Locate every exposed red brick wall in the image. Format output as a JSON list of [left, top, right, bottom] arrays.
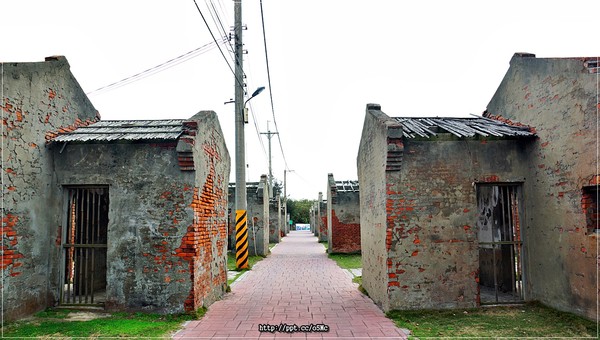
[[1, 213, 24, 277], [330, 210, 361, 254], [319, 215, 327, 240], [175, 156, 227, 312]]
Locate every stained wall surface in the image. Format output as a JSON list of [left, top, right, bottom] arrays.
[[486, 54, 598, 319], [1, 57, 99, 320], [1, 57, 231, 320], [52, 111, 230, 314], [358, 104, 532, 311]]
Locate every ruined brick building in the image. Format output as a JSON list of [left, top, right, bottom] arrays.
[[311, 192, 327, 242], [227, 176, 273, 256], [357, 53, 598, 320], [2, 56, 230, 320], [326, 174, 360, 254]]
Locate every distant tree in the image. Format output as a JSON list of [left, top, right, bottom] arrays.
[[286, 199, 314, 224]]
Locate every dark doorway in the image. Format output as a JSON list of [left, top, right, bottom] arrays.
[[61, 187, 109, 306], [476, 184, 524, 304]]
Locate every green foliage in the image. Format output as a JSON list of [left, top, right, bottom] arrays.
[[328, 253, 362, 269], [387, 302, 597, 338], [286, 198, 314, 224], [2, 310, 194, 339]]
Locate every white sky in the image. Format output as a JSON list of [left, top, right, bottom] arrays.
[[2, 0, 598, 200]]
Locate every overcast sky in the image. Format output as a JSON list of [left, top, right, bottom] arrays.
[[2, 0, 598, 200]]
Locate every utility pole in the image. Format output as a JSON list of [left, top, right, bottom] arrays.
[[234, 0, 248, 269], [260, 121, 278, 197]]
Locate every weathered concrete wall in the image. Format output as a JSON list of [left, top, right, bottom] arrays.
[[246, 176, 270, 256], [227, 181, 272, 253], [357, 104, 394, 311], [1, 56, 99, 321], [310, 201, 319, 236], [52, 111, 229, 314], [326, 174, 361, 254], [358, 104, 531, 311], [486, 54, 598, 320], [393, 137, 529, 310], [316, 192, 328, 243], [54, 143, 194, 313], [268, 197, 281, 243]]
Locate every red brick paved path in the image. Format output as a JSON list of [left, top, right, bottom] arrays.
[[174, 230, 407, 339]]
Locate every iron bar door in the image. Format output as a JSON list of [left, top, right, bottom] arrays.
[[476, 184, 524, 304], [61, 187, 108, 306]]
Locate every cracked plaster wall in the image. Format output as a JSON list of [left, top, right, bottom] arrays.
[[1, 57, 98, 321], [486, 54, 598, 320]]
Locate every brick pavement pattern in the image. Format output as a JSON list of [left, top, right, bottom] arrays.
[[174, 230, 407, 339]]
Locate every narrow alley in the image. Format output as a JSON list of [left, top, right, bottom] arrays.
[[174, 231, 408, 339]]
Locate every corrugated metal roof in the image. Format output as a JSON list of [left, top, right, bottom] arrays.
[[52, 119, 185, 142], [335, 180, 359, 192], [393, 116, 535, 139]]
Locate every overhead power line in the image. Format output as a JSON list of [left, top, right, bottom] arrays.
[[86, 40, 224, 96], [259, 0, 289, 170], [192, 0, 245, 90], [248, 101, 268, 161], [207, 0, 235, 62]]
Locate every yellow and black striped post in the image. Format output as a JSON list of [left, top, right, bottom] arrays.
[[235, 210, 249, 269]]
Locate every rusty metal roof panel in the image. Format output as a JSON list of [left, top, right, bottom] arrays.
[[52, 120, 185, 142], [335, 180, 359, 192], [393, 116, 535, 139]]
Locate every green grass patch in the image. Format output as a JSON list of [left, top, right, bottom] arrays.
[[352, 276, 369, 297], [319, 241, 328, 251], [1, 309, 194, 339], [226, 251, 268, 285], [328, 253, 362, 269], [195, 306, 207, 319], [33, 308, 71, 319], [387, 302, 597, 338], [226, 251, 265, 271]]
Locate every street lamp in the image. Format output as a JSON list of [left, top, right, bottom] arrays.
[[243, 86, 265, 123], [245, 86, 265, 105]]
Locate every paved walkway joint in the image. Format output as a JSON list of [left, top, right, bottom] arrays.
[[174, 230, 407, 339]]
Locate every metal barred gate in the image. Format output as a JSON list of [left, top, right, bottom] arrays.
[[476, 184, 524, 304], [60, 187, 109, 306]]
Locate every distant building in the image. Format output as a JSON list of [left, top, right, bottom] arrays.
[[326, 174, 360, 254], [315, 192, 327, 242], [357, 53, 598, 321], [228, 176, 271, 256]]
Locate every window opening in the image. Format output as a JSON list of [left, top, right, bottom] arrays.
[[582, 186, 599, 235]]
